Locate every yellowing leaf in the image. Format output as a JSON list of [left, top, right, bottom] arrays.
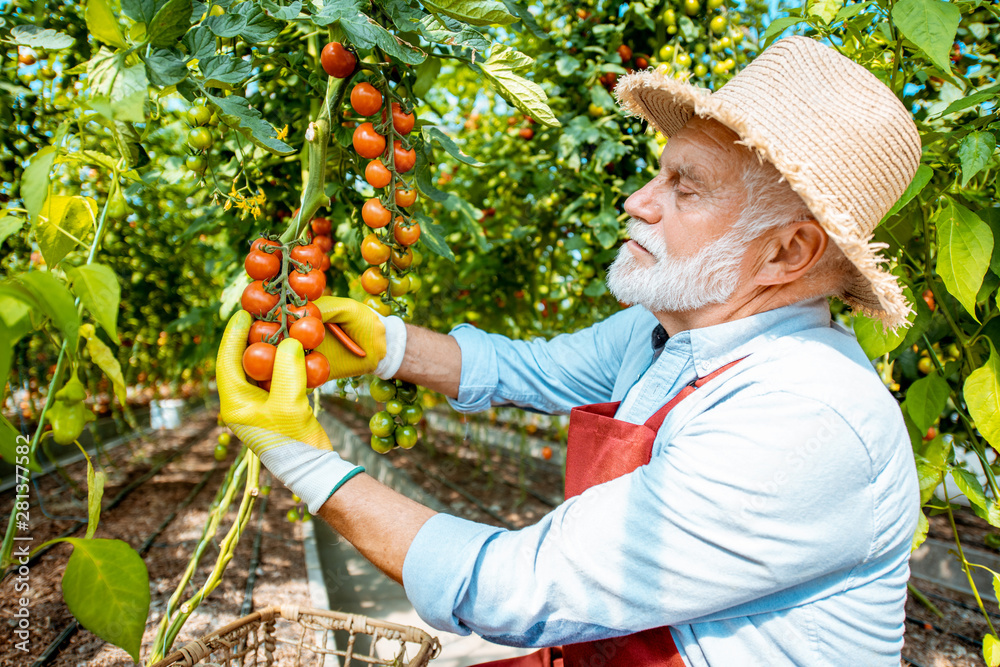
[[36, 195, 98, 267], [86, 0, 127, 48], [985, 633, 1000, 667], [965, 339, 1000, 452], [807, 0, 842, 24], [911, 511, 928, 553], [935, 197, 993, 321], [81, 328, 127, 407]]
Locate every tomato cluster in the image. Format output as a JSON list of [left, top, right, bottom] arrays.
[[185, 102, 220, 175], [240, 236, 331, 390], [367, 378, 422, 452]]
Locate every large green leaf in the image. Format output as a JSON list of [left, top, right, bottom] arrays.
[[148, 0, 192, 46], [934, 83, 1000, 117], [5, 272, 80, 347], [36, 195, 98, 268], [86, 0, 127, 48], [413, 212, 456, 262], [421, 0, 517, 26], [87, 48, 149, 122], [422, 127, 485, 167], [22, 146, 59, 226], [203, 92, 295, 156], [479, 45, 559, 127], [233, 0, 283, 43], [935, 197, 993, 320], [903, 372, 949, 434], [144, 48, 189, 87], [10, 25, 75, 50], [881, 164, 932, 222], [0, 215, 26, 250], [807, 0, 841, 24], [67, 264, 121, 344], [952, 467, 1000, 527], [0, 415, 42, 473], [891, 0, 961, 73], [958, 131, 996, 187], [853, 313, 907, 358], [200, 54, 254, 88], [761, 17, 809, 48], [53, 538, 149, 662], [965, 339, 1000, 451]]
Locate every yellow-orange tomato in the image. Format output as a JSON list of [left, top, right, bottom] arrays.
[[360, 233, 391, 264], [395, 188, 417, 207], [394, 221, 421, 246], [365, 159, 392, 188], [361, 267, 389, 295], [362, 198, 391, 228], [391, 246, 413, 270], [364, 296, 391, 316]]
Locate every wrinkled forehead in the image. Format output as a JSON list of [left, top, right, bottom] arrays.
[[657, 116, 753, 186]]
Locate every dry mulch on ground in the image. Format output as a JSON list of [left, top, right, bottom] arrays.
[[0, 409, 318, 667]]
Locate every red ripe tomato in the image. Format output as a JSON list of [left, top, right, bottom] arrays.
[[635, 55, 649, 69], [288, 269, 326, 301], [286, 301, 322, 322], [391, 247, 413, 270], [617, 44, 632, 62], [391, 102, 415, 135], [244, 249, 281, 280], [361, 233, 391, 264], [395, 188, 417, 207], [259, 379, 272, 391], [243, 342, 277, 381], [289, 316, 326, 350], [394, 221, 421, 246], [351, 82, 383, 117], [251, 238, 282, 262], [313, 234, 333, 253], [519, 127, 534, 140], [362, 198, 391, 228], [311, 217, 332, 235], [319, 254, 331, 271], [321, 42, 356, 78], [241, 281, 280, 317], [290, 243, 326, 270], [366, 159, 392, 188], [304, 351, 330, 389], [353, 122, 386, 159], [393, 140, 416, 173], [541, 446, 553, 460], [361, 267, 389, 295], [248, 320, 282, 345]]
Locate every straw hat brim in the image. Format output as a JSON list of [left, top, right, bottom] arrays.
[[615, 71, 913, 330]]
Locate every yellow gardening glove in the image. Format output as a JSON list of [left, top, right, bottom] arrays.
[[217, 310, 364, 512], [314, 296, 405, 380]]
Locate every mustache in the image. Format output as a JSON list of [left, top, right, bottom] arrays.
[[623, 218, 666, 260]]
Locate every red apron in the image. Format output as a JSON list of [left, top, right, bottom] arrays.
[[475, 359, 744, 667]]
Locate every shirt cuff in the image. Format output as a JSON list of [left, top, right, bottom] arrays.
[[402, 513, 505, 635], [374, 314, 406, 379], [445, 324, 500, 413]]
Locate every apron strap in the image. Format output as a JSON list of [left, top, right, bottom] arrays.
[[643, 357, 747, 432]]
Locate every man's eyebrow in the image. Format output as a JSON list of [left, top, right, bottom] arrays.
[[659, 160, 709, 186]]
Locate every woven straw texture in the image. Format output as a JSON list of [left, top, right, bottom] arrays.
[[615, 36, 922, 329]]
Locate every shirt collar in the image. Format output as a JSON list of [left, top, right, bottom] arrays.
[[654, 298, 833, 377]]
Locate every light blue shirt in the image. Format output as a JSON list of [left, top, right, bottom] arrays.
[[401, 298, 919, 666]]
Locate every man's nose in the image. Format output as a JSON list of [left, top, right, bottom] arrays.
[[624, 181, 659, 225]]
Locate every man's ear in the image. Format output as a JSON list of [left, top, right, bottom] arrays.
[[754, 220, 828, 286]]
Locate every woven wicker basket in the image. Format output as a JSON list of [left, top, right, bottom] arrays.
[[149, 605, 441, 667]]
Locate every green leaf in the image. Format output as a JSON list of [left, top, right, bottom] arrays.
[[421, 0, 517, 26], [0, 415, 42, 473], [148, 0, 192, 45], [853, 312, 907, 358], [762, 17, 808, 48], [891, 0, 961, 73], [87, 0, 128, 48], [958, 131, 996, 188], [986, 633, 1000, 667], [36, 195, 98, 268], [422, 127, 485, 167], [500, 0, 546, 38], [204, 11, 247, 37], [67, 264, 121, 344], [0, 295, 32, 386], [834, 0, 872, 22], [911, 511, 928, 552], [81, 328, 127, 407], [5, 272, 80, 347], [182, 25, 215, 59], [10, 25, 75, 50], [584, 280, 607, 297], [807, 0, 841, 24], [22, 146, 59, 226], [882, 164, 932, 222], [965, 339, 1000, 452], [314, 2, 425, 64], [555, 54, 580, 76], [203, 92, 295, 156], [200, 54, 253, 88], [84, 459, 106, 540], [443, 196, 491, 252], [412, 212, 455, 262], [677, 16, 698, 41], [479, 45, 559, 128], [935, 197, 993, 320], [87, 48, 149, 122], [233, 0, 283, 43], [144, 48, 189, 87], [54, 538, 149, 662], [951, 467, 1000, 527], [412, 57, 441, 98], [994, 575, 1000, 607], [260, 0, 301, 19], [415, 152, 449, 203], [903, 372, 950, 434], [0, 215, 26, 249], [220, 272, 251, 319], [934, 83, 1000, 117]]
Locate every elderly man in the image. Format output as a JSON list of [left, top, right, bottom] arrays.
[[218, 37, 921, 666]]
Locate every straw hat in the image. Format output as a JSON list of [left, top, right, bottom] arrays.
[[614, 36, 921, 329]]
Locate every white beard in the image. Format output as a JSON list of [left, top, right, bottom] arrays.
[[606, 219, 749, 313]]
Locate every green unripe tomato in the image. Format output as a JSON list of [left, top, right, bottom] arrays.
[[694, 63, 708, 77], [684, 0, 700, 15], [218, 432, 231, 446], [187, 127, 213, 151], [401, 404, 423, 425], [371, 433, 395, 453], [286, 508, 300, 522], [389, 274, 410, 297], [214, 444, 228, 461], [209, 4, 225, 16], [395, 425, 418, 449], [693, 43, 706, 55], [369, 410, 396, 437], [385, 399, 404, 416], [407, 274, 422, 293], [186, 155, 207, 173], [396, 381, 418, 402], [720, 36, 731, 48], [370, 378, 396, 402], [667, 25, 677, 35], [660, 8, 676, 24], [188, 104, 212, 126], [676, 53, 692, 68], [107, 191, 128, 219], [708, 0, 724, 8], [710, 15, 727, 34], [658, 44, 674, 61], [260, 485, 272, 496]]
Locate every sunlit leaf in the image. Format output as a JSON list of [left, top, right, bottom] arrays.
[[86, 0, 127, 48], [67, 264, 121, 344], [903, 372, 949, 434], [935, 196, 993, 320], [36, 196, 98, 268], [965, 339, 1000, 452], [911, 511, 928, 552], [81, 327, 128, 407], [958, 131, 997, 187], [891, 0, 961, 73], [479, 45, 559, 127]]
